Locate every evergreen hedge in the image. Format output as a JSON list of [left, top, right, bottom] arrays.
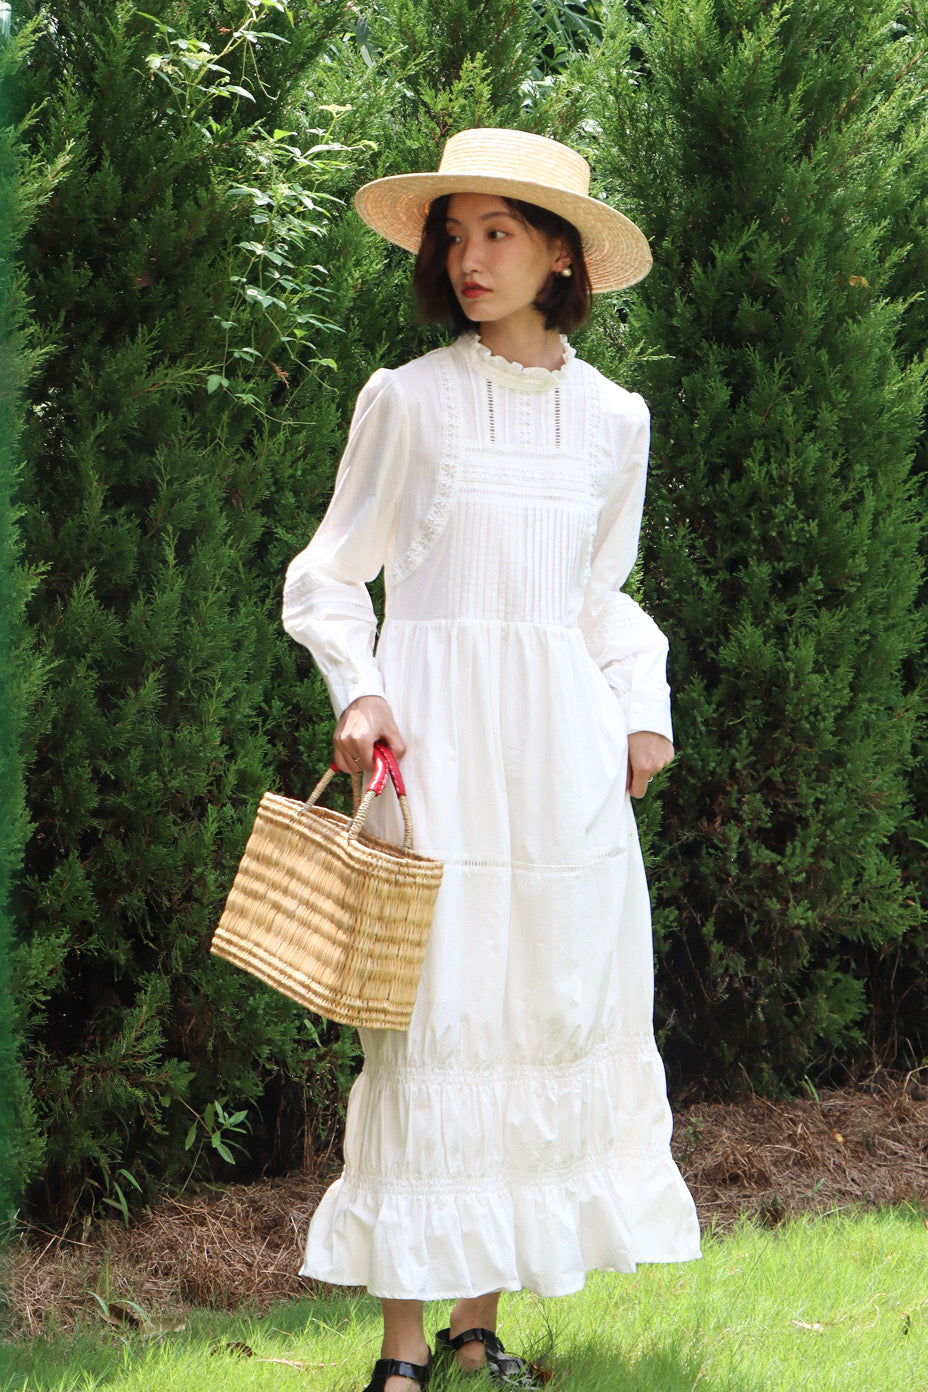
[[877, 5, 928, 1067], [11, 0, 364, 1218], [6, 0, 928, 1220], [0, 18, 29, 1225], [593, 0, 927, 1093]]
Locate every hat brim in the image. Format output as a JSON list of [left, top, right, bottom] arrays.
[[354, 172, 651, 293]]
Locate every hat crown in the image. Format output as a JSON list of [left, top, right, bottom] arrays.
[[437, 128, 591, 200]]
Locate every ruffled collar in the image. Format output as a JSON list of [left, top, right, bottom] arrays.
[[455, 331, 576, 391]]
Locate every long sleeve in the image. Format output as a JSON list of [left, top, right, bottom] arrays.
[[282, 370, 409, 716], [578, 394, 673, 743]]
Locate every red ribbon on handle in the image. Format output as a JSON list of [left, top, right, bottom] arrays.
[[372, 739, 406, 797], [330, 739, 406, 798]]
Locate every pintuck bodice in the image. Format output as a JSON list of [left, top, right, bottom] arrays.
[[390, 338, 599, 628]]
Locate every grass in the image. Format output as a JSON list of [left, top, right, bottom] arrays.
[[2, 1207, 927, 1391]]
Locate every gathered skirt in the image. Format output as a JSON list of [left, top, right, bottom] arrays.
[[301, 618, 701, 1299]]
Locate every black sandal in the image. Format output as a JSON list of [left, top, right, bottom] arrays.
[[362, 1351, 433, 1392], [435, 1328, 548, 1387]]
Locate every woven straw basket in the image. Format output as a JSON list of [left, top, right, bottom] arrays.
[[211, 743, 443, 1030]]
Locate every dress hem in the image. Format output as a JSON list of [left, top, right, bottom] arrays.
[[299, 1247, 703, 1302]]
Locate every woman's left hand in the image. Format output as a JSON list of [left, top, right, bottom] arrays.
[[627, 731, 674, 798]]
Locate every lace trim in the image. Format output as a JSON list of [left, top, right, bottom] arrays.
[[582, 369, 607, 493], [343, 1141, 670, 1197], [457, 482, 593, 508], [582, 606, 669, 668], [282, 567, 317, 608], [363, 1035, 659, 1090], [458, 438, 588, 479], [390, 351, 462, 585], [456, 332, 576, 390], [382, 617, 580, 629], [581, 605, 640, 652], [517, 387, 536, 452], [436, 847, 628, 873]]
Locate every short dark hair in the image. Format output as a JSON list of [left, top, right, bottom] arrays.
[[412, 194, 592, 334]]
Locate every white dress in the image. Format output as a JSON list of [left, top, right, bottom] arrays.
[[283, 332, 701, 1300]]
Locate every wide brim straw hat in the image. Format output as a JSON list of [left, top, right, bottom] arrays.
[[354, 128, 651, 294]]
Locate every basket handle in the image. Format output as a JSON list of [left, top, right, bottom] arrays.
[[348, 742, 414, 850], [303, 741, 415, 852]]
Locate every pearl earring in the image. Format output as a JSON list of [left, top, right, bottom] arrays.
[[559, 265, 573, 278]]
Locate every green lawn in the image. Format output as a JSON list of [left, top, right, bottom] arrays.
[[2, 1209, 927, 1391]]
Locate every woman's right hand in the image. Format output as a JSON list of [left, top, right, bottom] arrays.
[[332, 695, 406, 774]]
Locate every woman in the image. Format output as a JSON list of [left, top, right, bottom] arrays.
[[283, 129, 701, 1392]]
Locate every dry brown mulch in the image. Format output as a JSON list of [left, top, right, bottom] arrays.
[[2, 1175, 330, 1337], [675, 1076, 928, 1228], [4, 1076, 927, 1336]]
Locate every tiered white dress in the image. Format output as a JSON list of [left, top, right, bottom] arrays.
[[283, 332, 700, 1300]]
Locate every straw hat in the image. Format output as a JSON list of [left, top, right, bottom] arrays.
[[354, 128, 652, 293]]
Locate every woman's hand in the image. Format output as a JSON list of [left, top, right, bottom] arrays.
[[333, 695, 407, 774], [627, 731, 674, 798]]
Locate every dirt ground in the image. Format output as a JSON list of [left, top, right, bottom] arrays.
[[4, 1074, 927, 1336]]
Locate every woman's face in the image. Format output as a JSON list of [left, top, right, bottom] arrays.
[[444, 192, 566, 328]]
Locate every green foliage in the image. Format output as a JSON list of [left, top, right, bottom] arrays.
[[6, 0, 603, 1222], [593, 0, 928, 1092], [184, 1098, 251, 1170], [0, 19, 26, 1228], [874, 4, 928, 1065], [11, 0, 360, 1220], [367, 0, 538, 117], [0, 17, 69, 1221], [8, 0, 928, 1227], [143, 5, 351, 396], [529, 0, 604, 79]]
